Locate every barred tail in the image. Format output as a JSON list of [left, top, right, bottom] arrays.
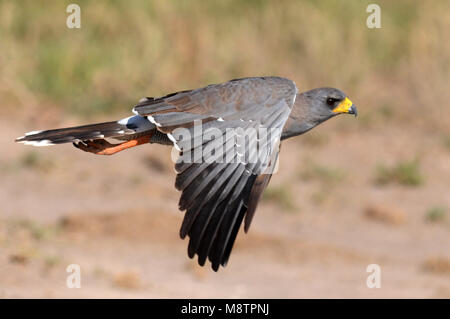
[[15, 115, 155, 146]]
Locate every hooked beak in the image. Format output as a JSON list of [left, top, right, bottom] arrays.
[[333, 97, 357, 117]]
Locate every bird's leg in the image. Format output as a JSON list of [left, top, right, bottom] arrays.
[[73, 135, 151, 156]]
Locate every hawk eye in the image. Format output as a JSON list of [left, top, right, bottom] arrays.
[[326, 97, 339, 107]]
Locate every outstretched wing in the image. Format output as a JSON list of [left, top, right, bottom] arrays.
[[134, 77, 297, 270]]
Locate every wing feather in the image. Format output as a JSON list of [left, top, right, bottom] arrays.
[[139, 77, 297, 270]]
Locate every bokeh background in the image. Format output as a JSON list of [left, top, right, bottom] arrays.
[[0, 0, 449, 298]]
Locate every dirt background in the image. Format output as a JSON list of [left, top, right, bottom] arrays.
[[0, 0, 449, 298]]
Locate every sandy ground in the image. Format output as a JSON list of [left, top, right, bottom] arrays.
[[0, 111, 449, 299]]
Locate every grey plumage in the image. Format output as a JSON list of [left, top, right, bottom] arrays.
[[15, 76, 357, 271], [16, 115, 156, 145]]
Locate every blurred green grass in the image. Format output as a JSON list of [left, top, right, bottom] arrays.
[[425, 206, 447, 223], [263, 185, 297, 212], [374, 159, 424, 187], [0, 0, 448, 125]]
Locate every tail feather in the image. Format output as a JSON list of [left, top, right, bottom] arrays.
[[15, 115, 155, 146]]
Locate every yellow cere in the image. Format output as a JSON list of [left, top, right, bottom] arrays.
[[333, 97, 353, 113]]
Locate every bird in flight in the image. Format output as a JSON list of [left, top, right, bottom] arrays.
[[16, 77, 357, 271]]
